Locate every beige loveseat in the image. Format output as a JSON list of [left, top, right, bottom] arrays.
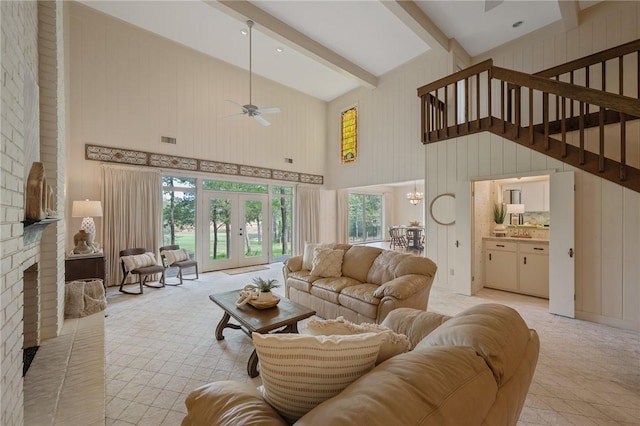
[[283, 243, 437, 324], [182, 303, 540, 426]]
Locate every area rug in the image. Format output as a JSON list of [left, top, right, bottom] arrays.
[[223, 265, 269, 275]]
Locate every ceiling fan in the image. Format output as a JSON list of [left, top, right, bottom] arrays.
[[225, 20, 281, 127]]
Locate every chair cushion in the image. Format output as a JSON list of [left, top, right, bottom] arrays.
[[310, 248, 344, 278], [305, 316, 411, 364], [121, 252, 157, 272], [252, 332, 384, 423], [161, 248, 189, 265]]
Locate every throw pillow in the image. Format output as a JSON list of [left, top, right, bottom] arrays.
[[161, 248, 189, 265], [252, 332, 384, 422], [121, 252, 157, 272], [310, 247, 344, 278], [302, 242, 328, 270], [305, 316, 411, 364]]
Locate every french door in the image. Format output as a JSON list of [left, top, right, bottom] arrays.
[[200, 192, 269, 271]]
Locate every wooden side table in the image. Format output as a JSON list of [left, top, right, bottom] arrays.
[[65, 254, 107, 288]]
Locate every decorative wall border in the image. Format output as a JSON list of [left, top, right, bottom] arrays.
[[85, 144, 324, 185]]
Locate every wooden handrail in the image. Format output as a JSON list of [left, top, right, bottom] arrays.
[[534, 39, 640, 78], [417, 59, 493, 96], [493, 67, 640, 117]]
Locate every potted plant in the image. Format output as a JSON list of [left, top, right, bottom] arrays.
[[252, 277, 280, 302], [493, 202, 507, 231]]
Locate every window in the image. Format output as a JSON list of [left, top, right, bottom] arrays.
[[341, 106, 357, 163], [162, 176, 197, 257], [271, 186, 293, 261], [348, 193, 383, 243], [203, 180, 267, 193]]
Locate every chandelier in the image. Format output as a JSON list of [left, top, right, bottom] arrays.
[[407, 182, 423, 205]]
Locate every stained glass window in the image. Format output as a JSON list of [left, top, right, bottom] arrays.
[[341, 106, 357, 163]]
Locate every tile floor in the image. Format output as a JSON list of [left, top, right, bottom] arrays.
[[26, 259, 640, 425]]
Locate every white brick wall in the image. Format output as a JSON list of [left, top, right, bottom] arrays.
[[1, 1, 65, 424], [38, 0, 66, 340]]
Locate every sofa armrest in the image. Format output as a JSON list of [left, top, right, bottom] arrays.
[[381, 308, 451, 349], [373, 274, 433, 300], [182, 381, 287, 426], [284, 255, 303, 273]]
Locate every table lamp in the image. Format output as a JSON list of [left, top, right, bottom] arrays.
[[72, 199, 103, 240], [506, 203, 525, 225]]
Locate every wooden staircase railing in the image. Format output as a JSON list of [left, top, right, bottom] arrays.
[[417, 40, 640, 192]]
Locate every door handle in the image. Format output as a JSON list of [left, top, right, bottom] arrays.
[[523, 256, 527, 265], [568, 248, 574, 258], [489, 253, 492, 261], [455, 240, 459, 248]]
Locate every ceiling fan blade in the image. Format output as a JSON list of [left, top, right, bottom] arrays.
[[253, 115, 271, 126], [255, 107, 281, 115], [222, 112, 246, 119], [226, 99, 245, 109]]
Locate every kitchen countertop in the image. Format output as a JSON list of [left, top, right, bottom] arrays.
[[484, 236, 549, 243]]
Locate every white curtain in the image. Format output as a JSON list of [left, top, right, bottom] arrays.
[[336, 189, 349, 243], [294, 186, 320, 255], [101, 165, 162, 286]]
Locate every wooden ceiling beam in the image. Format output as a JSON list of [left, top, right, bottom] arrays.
[[558, 0, 579, 31], [382, 0, 451, 55], [208, 0, 378, 89]]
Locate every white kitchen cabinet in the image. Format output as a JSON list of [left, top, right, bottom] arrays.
[[522, 181, 550, 212], [484, 238, 549, 298], [484, 241, 518, 292], [518, 242, 549, 298]]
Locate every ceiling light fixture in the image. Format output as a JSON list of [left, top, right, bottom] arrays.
[[240, 29, 248, 35], [276, 47, 284, 53], [407, 181, 424, 205], [512, 20, 524, 28]]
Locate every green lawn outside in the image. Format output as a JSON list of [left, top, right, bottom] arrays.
[[164, 231, 290, 259]]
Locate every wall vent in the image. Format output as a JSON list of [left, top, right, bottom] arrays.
[[161, 136, 176, 144], [284, 158, 293, 164]]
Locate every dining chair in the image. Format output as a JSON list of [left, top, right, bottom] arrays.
[[159, 244, 199, 285]]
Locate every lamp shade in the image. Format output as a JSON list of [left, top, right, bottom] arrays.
[[72, 200, 103, 218], [506, 203, 525, 214]]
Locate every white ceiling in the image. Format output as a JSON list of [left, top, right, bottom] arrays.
[[79, 0, 600, 102]]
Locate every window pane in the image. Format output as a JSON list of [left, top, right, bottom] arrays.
[[364, 195, 382, 240], [203, 180, 267, 193], [271, 193, 292, 261], [348, 193, 383, 243], [209, 197, 231, 260], [271, 186, 293, 195], [163, 176, 196, 188], [162, 190, 196, 257]]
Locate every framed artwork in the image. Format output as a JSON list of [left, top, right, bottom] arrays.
[[341, 105, 357, 163]]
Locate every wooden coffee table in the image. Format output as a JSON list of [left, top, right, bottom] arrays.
[[209, 290, 316, 378]]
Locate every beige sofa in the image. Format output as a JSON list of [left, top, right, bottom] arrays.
[[182, 303, 540, 426], [283, 244, 438, 324]]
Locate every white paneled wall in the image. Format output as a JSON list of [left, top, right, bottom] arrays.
[[427, 0, 639, 330], [67, 3, 327, 249], [325, 51, 451, 189]]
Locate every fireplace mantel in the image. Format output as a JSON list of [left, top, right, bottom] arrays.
[[22, 218, 60, 245]]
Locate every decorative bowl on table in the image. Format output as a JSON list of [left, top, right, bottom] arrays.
[[248, 295, 280, 309]]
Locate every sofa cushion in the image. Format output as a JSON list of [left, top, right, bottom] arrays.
[[366, 250, 406, 285], [381, 308, 451, 349], [341, 246, 382, 282], [310, 248, 344, 278], [416, 303, 531, 386], [297, 346, 497, 426], [305, 316, 411, 364], [183, 381, 287, 426], [338, 284, 380, 319], [395, 255, 438, 278], [252, 332, 384, 423], [302, 242, 329, 270], [312, 276, 362, 294]]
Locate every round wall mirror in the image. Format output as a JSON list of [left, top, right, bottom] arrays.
[[430, 193, 455, 226]]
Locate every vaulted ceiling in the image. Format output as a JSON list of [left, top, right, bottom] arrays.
[[80, 0, 600, 102]]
